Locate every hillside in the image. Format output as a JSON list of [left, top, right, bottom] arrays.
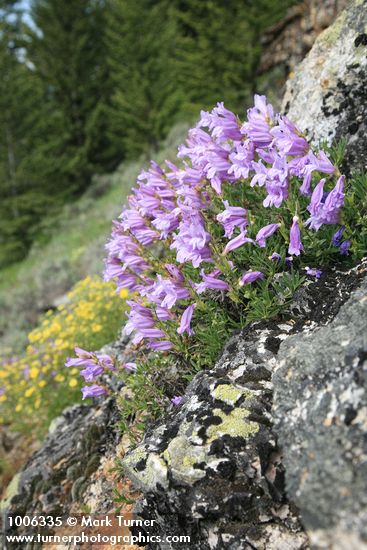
[[0, 122, 191, 355]]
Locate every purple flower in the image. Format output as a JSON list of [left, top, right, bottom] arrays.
[[199, 102, 243, 142], [332, 225, 345, 246], [146, 275, 190, 309], [339, 239, 351, 256], [171, 395, 183, 406], [65, 347, 95, 368], [223, 231, 254, 254], [288, 216, 304, 256], [138, 328, 166, 339], [177, 303, 197, 336], [204, 143, 233, 194], [80, 364, 104, 382], [305, 266, 322, 278], [171, 213, 212, 268], [270, 252, 282, 262], [305, 176, 345, 230], [299, 151, 335, 196], [81, 385, 107, 400], [228, 141, 255, 179], [256, 223, 280, 248], [262, 156, 289, 208], [148, 340, 174, 351], [66, 348, 115, 384], [216, 200, 247, 238], [271, 115, 309, 157], [123, 362, 137, 372], [242, 94, 274, 146], [195, 269, 230, 294], [239, 271, 264, 286], [124, 301, 161, 344], [152, 211, 180, 238]]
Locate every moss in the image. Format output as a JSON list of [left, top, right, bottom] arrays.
[[206, 408, 259, 443], [212, 384, 253, 406]]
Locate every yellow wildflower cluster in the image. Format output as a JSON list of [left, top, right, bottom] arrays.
[[0, 276, 127, 435]]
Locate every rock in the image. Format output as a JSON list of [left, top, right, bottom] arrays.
[[122, 262, 366, 549], [3, 398, 120, 541], [260, 0, 348, 75], [282, 0, 367, 174], [273, 277, 367, 549]]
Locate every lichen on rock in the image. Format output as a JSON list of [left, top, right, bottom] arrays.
[[282, 0, 367, 174]]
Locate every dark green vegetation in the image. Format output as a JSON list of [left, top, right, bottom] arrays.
[[0, 0, 295, 267]]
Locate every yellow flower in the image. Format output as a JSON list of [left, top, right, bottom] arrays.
[[25, 387, 35, 398], [119, 288, 129, 299], [30, 367, 39, 379], [38, 380, 47, 388], [69, 378, 78, 388]]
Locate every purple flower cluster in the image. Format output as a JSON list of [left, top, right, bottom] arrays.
[[68, 95, 348, 397], [66, 347, 115, 399], [100, 95, 346, 356]]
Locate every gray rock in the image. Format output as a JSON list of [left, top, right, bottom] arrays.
[[3, 398, 120, 544], [273, 277, 367, 549], [123, 262, 366, 550], [282, 0, 367, 174]]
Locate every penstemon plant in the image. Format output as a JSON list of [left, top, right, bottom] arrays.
[[67, 95, 352, 398]]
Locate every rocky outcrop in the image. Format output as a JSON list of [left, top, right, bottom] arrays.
[[274, 278, 367, 549], [123, 261, 367, 550], [2, 399, 119, 539], [260, 0, 348, 74], [282, 0, 367, 174]]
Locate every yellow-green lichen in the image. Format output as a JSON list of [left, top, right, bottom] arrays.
[[206, 408, 259, 443], [0, 473, 20, 512], [123, 446, 147, 468], [162, 436, 207, 483], [319, 10, 346, 48], [212, 384, 253, 406]]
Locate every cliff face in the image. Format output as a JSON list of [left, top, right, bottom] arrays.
[[282, 0, 367, 174], [260, 0, 348, 75]]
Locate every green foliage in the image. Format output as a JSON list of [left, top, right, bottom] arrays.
[[0, 0, 295, 266]]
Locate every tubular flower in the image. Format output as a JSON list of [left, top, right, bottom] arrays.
[[81, 385, 107, 400], [288, 216, 304, 256], [256, 223, 280, 248], [305, 176, 345, 230], [239, 271, 264, 286], [177, 304, 197, 336], [223, 232, 254, 254], [305, 266, 322, 278], [217, 200, 247, 238]]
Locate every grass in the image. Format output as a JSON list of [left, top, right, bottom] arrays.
[[0, 121, 192, 355]]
